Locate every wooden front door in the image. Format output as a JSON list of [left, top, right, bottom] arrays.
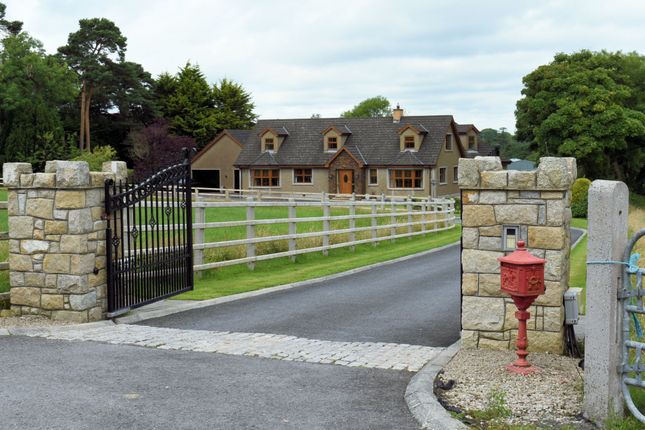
[[338, 169, 353, 194]]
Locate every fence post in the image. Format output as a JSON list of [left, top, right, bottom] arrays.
[[322, 193, 330, 256], [349, 194, 356, 252], [194, 195, 205, 278], [407, 195, 413, 238], [371, 203, 378, 246], [390, 199, 396, 242], [246, 196, 256, 270], [380, 192, 385, 210], [421, 197, 428, 235], [583, 180, 629, 424], [288, 198, 297, 262]]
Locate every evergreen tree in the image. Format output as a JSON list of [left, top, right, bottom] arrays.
[[212, 78, 257, 129]]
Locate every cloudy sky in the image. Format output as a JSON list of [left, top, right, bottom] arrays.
[[5, 0, 645, 130]]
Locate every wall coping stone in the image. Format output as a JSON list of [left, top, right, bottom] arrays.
[[3, 161, 127, 189]]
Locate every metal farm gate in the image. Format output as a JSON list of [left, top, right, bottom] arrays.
[[104, 150, 194, 316]]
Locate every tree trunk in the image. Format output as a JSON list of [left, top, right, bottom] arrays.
[[85, 85, 93, 152], [612, 159, 625, 182], [79, 81, 86, 151]]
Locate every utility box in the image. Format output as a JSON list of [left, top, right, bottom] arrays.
[[564, 287, 583, 325]]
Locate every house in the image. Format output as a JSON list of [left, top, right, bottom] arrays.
[[191, 129, 251, 189], [192, 107, 493, 197]]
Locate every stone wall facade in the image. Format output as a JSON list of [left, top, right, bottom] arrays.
[[458, 156, 576, 353], [3, 160, 126, 322]]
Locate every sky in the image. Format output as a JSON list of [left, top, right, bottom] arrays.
[[5, 0, 645, 130]]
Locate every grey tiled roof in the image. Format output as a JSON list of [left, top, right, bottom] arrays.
[[456, 123, 477, 134], [227, 130, 253, 144], [235, 116, 461, 167]]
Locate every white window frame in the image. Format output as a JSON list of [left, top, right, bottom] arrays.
[[368, 168, 378, 186], [439, 167, 447, 185], [387, 168, 425, 191], [292, 168, 314, 185], [249, 168, 281, 188]]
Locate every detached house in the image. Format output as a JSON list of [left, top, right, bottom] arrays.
[[192, 107, 493, 197]]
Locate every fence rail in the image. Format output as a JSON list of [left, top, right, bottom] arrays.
[[191, 194, 455, 271]]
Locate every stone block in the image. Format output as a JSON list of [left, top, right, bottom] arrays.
[[10, 272, 24, 287], [541, 191, 563, 199], [546, 200, 566, 226], [9, 254, 33, 271], [461, 330, 479, 349], [11, 287, 40, 307], [90, 270, 106, 288], [494, 204, 538, 224], [536, 157, 576, 189], [479, 191, 506, 204], [85, 189, 103, 206], [479, 236, 502, 251], [20, 240, 49, 254], [60, 235, 89, 253], [478, 336, 511, 351], [479, 225, 502, 237], [24, 272, 45, 287], [474, 156, 503, 171], [462, 249, 504, 273], [21, 174, 34, 187], [462, 296, 505, 331], [462, 191, 479, 204], [54, 209, 68, 220], [538, 205, 546, 225], [103, 161, 128, 182], [519, 191, 540, 198], [90, 172, 115, 187], [43, 254, 70, 274], [508, 170, 536, 189], [57, 274, 90, 293], [3, 162, 32, 187], [462, 205, 496, 227], [9, 239, 20, 253], [462, 273, 478, 295], [481, 171, 508, 189], [91, 207, 103, 221], [535, 280, 566, 306], [528, 226, 565, 250], [478, 273, 501, 296], [32, 173, 56, 188], [33, 229, 44, 240], [41, 294, 64, 310], [457, 159, 480, 187], [44, 220, 67, 235], [44, 160, 90, 188], [462, 228, 479, 249], [9, 216, 34, 239], [70, 254, 96, 275], [88, 306, 104, 322], [69, 291, 97, 311], [55, 190, 86, 209], [51, 310, 88, 323], [68, 208, 94, 234], [7, 191, 19, 215], [511, 329, 563, 353], [543, 305, 564, 332], [26, 198, 53, 219]]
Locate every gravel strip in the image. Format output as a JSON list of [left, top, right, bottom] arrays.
[[437, 349, 593, 428], [0, 315, 75, 328]]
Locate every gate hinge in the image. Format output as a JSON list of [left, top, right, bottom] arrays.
[[618, 289, 635, 300], [101, 212, 109, 221]]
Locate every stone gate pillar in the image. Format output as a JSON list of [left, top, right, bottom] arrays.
[[3, 160, 126, 322], [458, 156, 576, 353]]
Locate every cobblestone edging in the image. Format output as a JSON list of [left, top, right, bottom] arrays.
[[1, 323, 443, 372]]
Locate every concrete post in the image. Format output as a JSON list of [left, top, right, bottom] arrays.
[[583, 180, 629, 423]]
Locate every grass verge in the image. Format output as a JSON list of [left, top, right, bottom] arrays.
[[176, 226, 461, 300]]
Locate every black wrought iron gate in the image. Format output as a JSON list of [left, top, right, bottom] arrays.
[[105, 150, 194, 316]]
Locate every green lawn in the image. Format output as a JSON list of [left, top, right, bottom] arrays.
[[178, 225, 460, 300], [569, 218, 588, 312]]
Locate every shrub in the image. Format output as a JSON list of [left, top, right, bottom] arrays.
[[571, 177, 592, 218], [72, 145, 118, 171]]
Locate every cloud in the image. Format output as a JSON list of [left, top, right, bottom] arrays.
[[4, 0, 645, 131]]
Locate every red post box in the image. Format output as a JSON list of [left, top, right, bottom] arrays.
[[498, 240, 546, 375]]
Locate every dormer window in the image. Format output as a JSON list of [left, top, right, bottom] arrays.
[[327, 137, 338, 151], [445, 134, 453, 151], [264, 137, 275, 152], [468, 135, 476, 149], [404, 136, 415, 150]]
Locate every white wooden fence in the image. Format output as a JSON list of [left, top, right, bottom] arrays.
[[192, 194, 456, 271], [192, 186, 433, 203]]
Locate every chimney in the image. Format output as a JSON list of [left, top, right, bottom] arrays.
[[392, 104, 403, 123]]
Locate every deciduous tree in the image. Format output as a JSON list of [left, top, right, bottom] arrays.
[[341, 96, 391, 118], [516, 50, 645, 192]]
